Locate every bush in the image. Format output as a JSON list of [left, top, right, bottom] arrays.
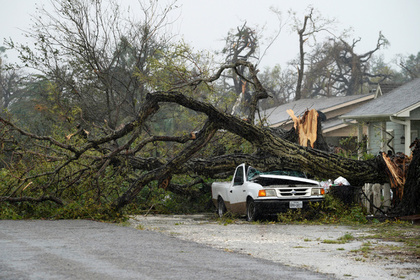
[[276, 194, 368, 224]]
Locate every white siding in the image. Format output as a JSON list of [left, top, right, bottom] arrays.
[[368, 123, 382, 155], [387, 122, 405, 153], [367, 121, 405, 154]]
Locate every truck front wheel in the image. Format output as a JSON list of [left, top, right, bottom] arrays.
[[217, 197, 227, 218], [246, 198, 260, 222]]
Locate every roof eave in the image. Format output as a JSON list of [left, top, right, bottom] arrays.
[[339, 114, 391, 120], [322, 122, 350, 133], [322, 94, 375, 113], [395, 101, 420, 117]]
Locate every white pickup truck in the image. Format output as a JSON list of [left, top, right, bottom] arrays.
[[211, 163, 325, 221]]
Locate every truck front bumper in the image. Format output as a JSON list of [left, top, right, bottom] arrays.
[[254, 198, 325, 214]]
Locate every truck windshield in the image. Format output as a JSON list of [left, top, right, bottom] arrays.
[[247, 166, 307, 180]]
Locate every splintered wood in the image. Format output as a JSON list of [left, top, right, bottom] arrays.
[[382, 152, 411, 200], [287, 109, 318, 148]]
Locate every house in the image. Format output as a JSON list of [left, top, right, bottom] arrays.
[[340, 78, 420, 156], [260, 93, 375, 148]]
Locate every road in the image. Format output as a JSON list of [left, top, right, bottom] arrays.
[[0, 220, 333, 280]]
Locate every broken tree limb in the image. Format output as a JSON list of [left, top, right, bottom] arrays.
[[287, 109, 319, 148], [115, 120, 218, 209], [382, 152, 411, 200]]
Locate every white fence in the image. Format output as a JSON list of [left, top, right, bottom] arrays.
[[361, 183, 392, 214]]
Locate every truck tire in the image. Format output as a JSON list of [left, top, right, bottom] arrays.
[[246, 198, 259, 222], [217, 197, 227, 218]]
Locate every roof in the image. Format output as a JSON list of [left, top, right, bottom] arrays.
[[261, 94, 374, 127], [378, 83, 402, 94], [322, 118, 346, 132], [341, 78, 420, 119]]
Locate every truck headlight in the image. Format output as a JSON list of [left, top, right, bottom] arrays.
[[311, 188, 325, 195], [258, 189, 277, 197]]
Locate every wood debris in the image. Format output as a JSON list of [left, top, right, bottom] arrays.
[[382, 152, 411, 200], [287, 109, 318, 148]]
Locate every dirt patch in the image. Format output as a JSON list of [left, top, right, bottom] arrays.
[[129, 214, 420, 280]]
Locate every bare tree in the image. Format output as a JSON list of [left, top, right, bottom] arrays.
[[290, 8, 335, 100], [222, 23, 260, 121], [7, 0, 179, 129], [303, 34, 389, 97], [257, 65, 296, 109], [0, 54, 25, 110], [398, 52, 420, 81]]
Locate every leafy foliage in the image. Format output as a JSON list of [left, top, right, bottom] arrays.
[[276, 194, 368, 224]]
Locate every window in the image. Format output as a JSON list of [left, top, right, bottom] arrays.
[[233, 166, 244, 185]]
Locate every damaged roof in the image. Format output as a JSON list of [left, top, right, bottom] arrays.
[[341, 78, 420, 119], [261, 94, 373, 127]]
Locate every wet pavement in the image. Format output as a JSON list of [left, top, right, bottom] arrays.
[[0, 220, 333, 279]]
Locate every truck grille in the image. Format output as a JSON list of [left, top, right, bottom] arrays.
[[276, 187, 310, 197]]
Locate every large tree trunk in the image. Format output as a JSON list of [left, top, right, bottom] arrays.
[[396, 140, 420, 216], [114, 90, 388, 209]]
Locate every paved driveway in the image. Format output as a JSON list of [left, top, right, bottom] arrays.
[[0, 220, 332, 279]]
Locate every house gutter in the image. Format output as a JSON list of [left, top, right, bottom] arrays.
[[339, 114, 391, 121], [389, 116, 405, 125]]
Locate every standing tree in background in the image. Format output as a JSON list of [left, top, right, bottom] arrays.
[[257, 65, 296, 110], [0, 48, 25, 110], [7, 0, 180, 129], [397, 52, 420, 81], [294, 9, 313, 101], [302, 34, 389, 97], [222, 23, 260, 121], [290, 8, 335, 100], [368, 54, 396, 84]]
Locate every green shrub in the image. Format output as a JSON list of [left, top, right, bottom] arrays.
[[276, 194, 368, 225]]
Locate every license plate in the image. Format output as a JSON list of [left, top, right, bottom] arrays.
[[289, 201, 303, 208]]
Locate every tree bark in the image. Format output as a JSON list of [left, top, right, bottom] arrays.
[[295, 10, 313, 101], [396, 140, 420, 216]]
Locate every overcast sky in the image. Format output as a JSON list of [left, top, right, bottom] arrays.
[[1, 0, 420, 69]]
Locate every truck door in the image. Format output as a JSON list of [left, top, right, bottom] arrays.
[[229, 165, 248, 210]]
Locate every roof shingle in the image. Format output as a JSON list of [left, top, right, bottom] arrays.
[[341, 78, 420, 119]]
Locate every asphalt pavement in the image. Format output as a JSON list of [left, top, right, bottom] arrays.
[[0, 220, 334, 279]]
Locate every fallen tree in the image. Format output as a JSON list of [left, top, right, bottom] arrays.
[[2, 61, 418, 217]]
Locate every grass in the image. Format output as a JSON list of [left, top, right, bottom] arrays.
[[322, 233, 354, 244], [350, 241, 374, 258], [359, 221, 420, 259], [135, 224, 145, 230]]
